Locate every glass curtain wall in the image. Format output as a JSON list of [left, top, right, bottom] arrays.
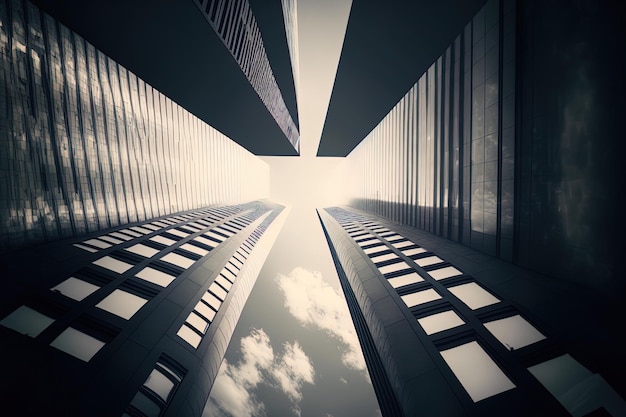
[[341, 0, 516, 260], [0, 0, 269, 250]]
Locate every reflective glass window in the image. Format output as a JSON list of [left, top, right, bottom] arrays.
[[93, 256, 133, 274], [136, 267, 176, 287], [418, 310, 465, 335], [177, 325, 201, 348], [96, 289, 147, 320], [0, 306, 54, 337], [50, 327, 105, 362], [83, 239, 111, 249], [161, 253, 195, 269], [126, 244, 159, 258], [427, 266, 463, 280], [379, 261, 412, 275], [415, 256, 444, 267], [51, 277, 100, 301], [440, 341, 516, 402], [180, 243, 209, 257], [484, 315, 545, 349], [387, 272, 424, 289], [448, 283, 499, 310], [150, 235, 177, 246], [401, 289, 441, 308]]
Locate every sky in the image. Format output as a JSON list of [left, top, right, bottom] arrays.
[[203, 0, 384, 416]]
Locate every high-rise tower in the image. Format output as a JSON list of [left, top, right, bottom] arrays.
[[0, 2, 289, 416], [1, 201, 288, 416], [318, 206, 626, 417]]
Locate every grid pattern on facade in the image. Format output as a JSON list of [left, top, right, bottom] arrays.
[[324, 206, 626, 415], [0, 0, 270, 250], [193, 0, 300, 151], [176, 210, 271, 348], [0, 204, 262, 363]]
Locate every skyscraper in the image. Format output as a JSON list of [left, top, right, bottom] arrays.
[[1, 200, 288, 416], [0, 1, 289, 416], [317, 0, 626, 415], [319, 205, 625, 416]]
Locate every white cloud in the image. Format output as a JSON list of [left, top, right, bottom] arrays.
[[276, 267, 367, 374], [205, 328, 315, 417]]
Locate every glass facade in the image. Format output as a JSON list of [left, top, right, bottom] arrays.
[[0, 0, 270, 250], [340, 0, 516, 260], [319, 206, 626, 416], [193, 0, 300, 151]]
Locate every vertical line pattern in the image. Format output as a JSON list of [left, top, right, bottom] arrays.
[[0, 0, 269, 250]]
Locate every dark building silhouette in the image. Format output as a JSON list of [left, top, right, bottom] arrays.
[[0, 200, 288, 416], [318, 0, 626, 416], [319, 206, 625, 416]]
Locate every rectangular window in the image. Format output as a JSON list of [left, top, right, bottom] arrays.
[[150, 235, 177, 246], [194, 301, 217, 322], [357, 238, 380, 247], [363, 244, 387, 255], [99, 235, 124, 245], [215, 275, 233, 291], [209, 282, 228, 301], [179, 225, 199, 233], [415, 256, 444, 267], [402, 247, 427, 256], [401, 288, 442, 308], [440, 341, 516, 402], [109, 231, 134, 241], [179, 243, 209, 257], [126, 244, 160, 258], [448, 282, 499, 310], [185, 312, 209, 334], [135, 267, 176, 288], [0, 305, 54, 337], [221, 269, 237, 283], [119, 229, 142, 238], [370, 252, 397, 264], [73, 244, 99, 253], [93, 256, 133, 274], [205, 231, 226, 242], [202, 292, 222, 311], [391, 240, 415, 249], [387, 272, 424, 289], [177, 325, 201, 348], [51, 277, 100, 301], [427, 266, 463, 280], [484, 315, 545, 350], [50, 327, 106, 361], [193, 236, 216, 248], [83, 239, 112, 249], [378, 261, 412, 275], [95, 289, 148, 320], [160, 253, 195, 269], [130, 226, 152, 235], [418, 310, 465, 335], [166, 229, 189, 238], [141, 224, 160, 231]]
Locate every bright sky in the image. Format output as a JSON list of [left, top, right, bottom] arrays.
[[204, 1, 383, 416]]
